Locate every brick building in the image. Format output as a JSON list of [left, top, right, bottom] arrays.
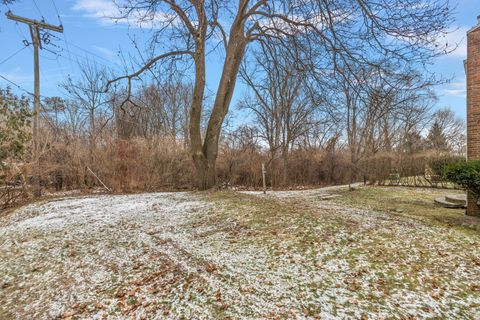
[[466, 16, 480, 216]]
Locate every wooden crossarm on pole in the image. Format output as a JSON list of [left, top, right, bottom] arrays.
[[6, 11, 63, 33]]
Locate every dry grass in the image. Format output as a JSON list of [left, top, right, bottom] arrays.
[[0, 186, 479, 319], [331, 186, 480, 232]]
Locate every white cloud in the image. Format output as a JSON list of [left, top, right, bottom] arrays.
[[444, 88, 466, 96], [73, 0, 176, 28], [73, 0, 120, 24], [443, 79, 466, 97], [442, 26, 470, 59], [92, 45, 122, 66]]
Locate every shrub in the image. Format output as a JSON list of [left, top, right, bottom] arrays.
[[0, 88, 31, 208], [0, 88, 31, 166], [444, 161, 480, 195], [428, 155, 465, 178]]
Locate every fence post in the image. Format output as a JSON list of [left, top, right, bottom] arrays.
[[262, 163, 266, 194]]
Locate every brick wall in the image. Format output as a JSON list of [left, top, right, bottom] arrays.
[[466, 19, 480, 216]]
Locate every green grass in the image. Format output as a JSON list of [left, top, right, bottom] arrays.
[[331, 186, 480, 233]]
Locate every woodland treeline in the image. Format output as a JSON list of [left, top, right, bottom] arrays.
[[0, 0, 465, 206], [1, 59, 464, 197]]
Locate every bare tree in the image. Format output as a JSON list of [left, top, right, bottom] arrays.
[[112, 80, 192, 144], [239, 40, 318, 187], [157, 80, 192, 145], [337, 63, 436, 185], [42, 97, 65, 138], [106, 0, 454, 190], [62, 61, 113, 164]]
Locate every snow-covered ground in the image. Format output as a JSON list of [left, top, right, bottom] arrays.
[[1, 189, 479, 319]]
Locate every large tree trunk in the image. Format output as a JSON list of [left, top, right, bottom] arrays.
[[188, 5, 210, 190], [192, 155, 216, 190], [190, 12, 247, 190], [269, 149, 276, 189], [467, 191, 480, 216]]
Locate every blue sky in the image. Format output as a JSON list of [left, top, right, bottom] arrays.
[[0, 0, 479, 119]]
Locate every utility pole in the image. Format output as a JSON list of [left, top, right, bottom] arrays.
[[6, 11, 63, 197]]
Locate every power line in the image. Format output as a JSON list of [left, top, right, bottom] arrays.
[[52, 52, 69, 85], [4, 1, 12, 12], [0, 45, 28, 65], [0, 74, 34, 96], [61, 27, 76, 73], [50, 0, 62, 24], [31, 0, 44, 19], [40, 47, 62, 59], [14, 22, 30, 43], [11, 0, 122, 72], [5, 1, 124, 96], [50, 0, 72, 76], [64, 39, 124, 69], [45, 38, 124, 73], [0, 69, 61, 100], [56, 48, 114, 71]]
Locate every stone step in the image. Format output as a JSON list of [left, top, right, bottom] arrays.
[[445, 194, 467, 205], [434, 197, 466, 209]]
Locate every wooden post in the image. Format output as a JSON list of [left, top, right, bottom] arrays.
[[31, 25, 41, 197], [6, 11, 63, 197], [262, 163, 266, 194]]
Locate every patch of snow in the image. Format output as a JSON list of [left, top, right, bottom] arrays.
[[0, 189, 479, 319]]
